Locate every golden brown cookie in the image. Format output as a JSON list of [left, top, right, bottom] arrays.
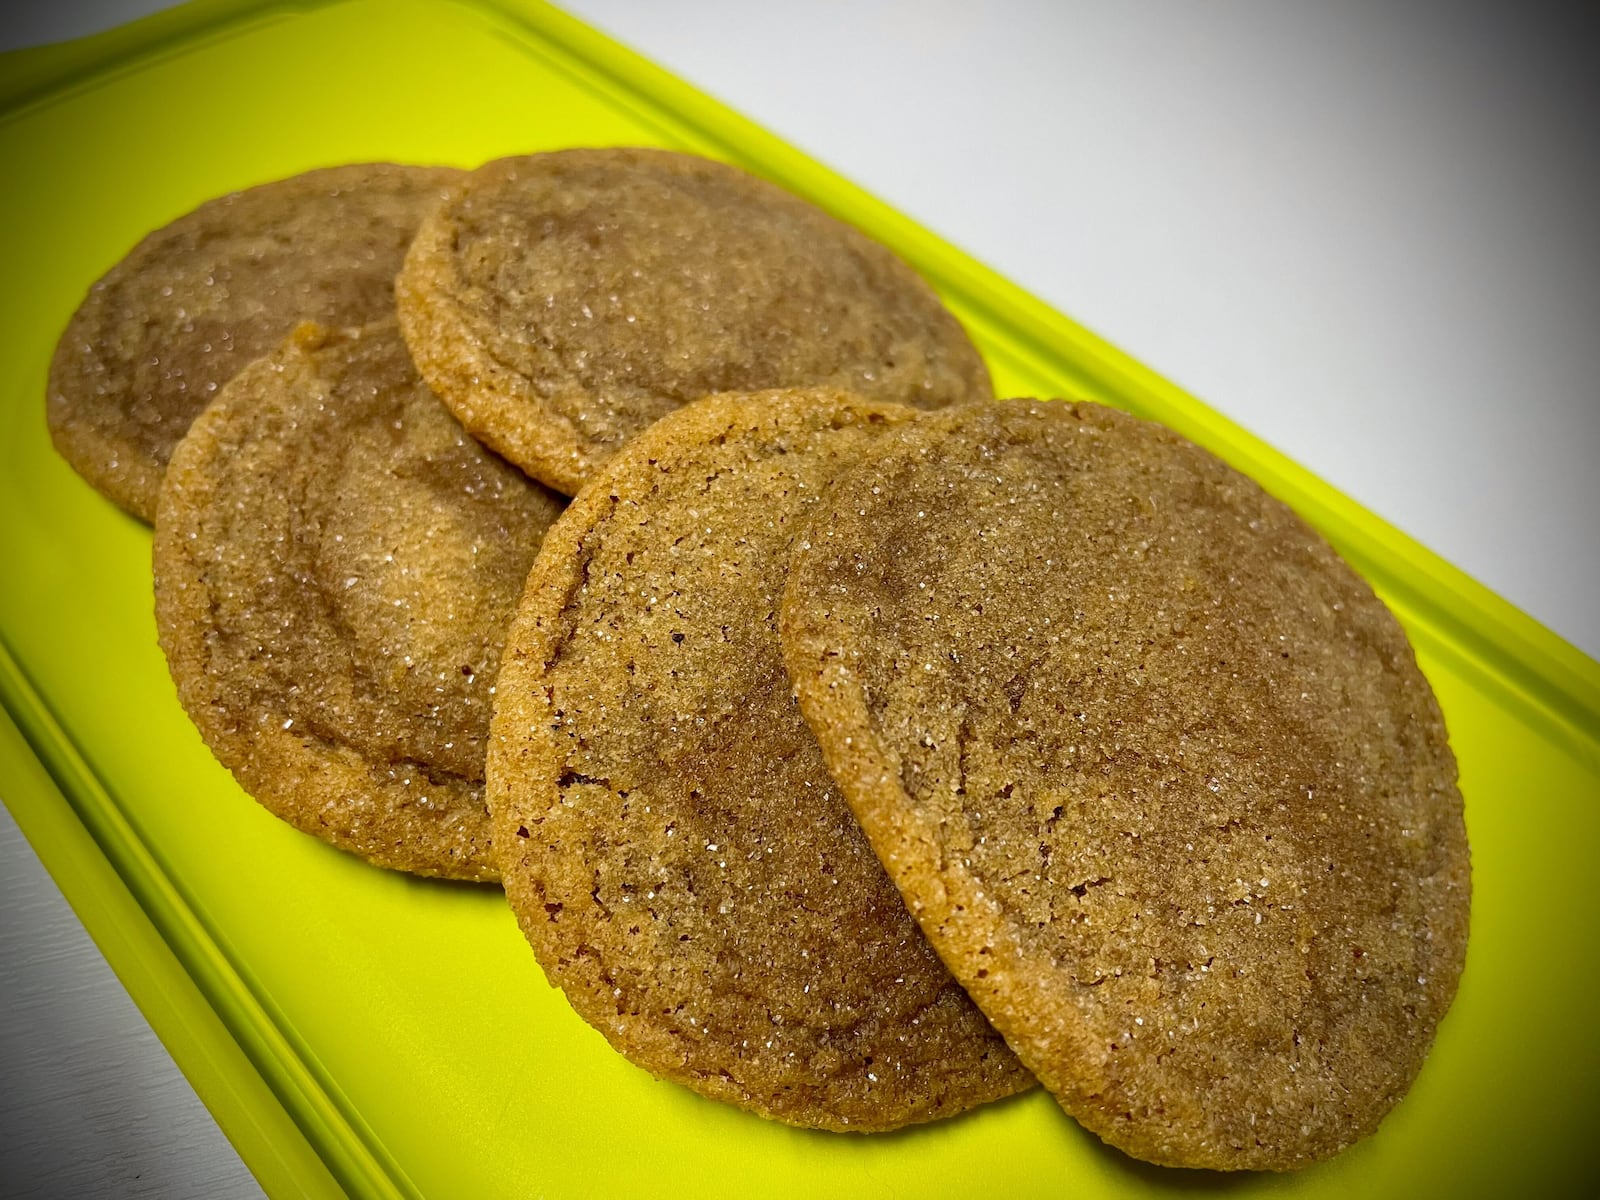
[[396, 147, 992, 494], [780, 399, 1470, 1168], [488, 390, 1032, 1129], [154, 321, 564, 880], [49, 162, 461, 520]]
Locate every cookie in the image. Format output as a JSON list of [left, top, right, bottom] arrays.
[[487, 390, 1032, 1129], [154, 321, 564, 880], [49, 162, 461, 520], [780, 399, 1470, 1168], [396, 147, 992, 494]]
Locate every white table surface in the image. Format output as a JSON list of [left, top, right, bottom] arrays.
[[2, 2, 1596, 1196]]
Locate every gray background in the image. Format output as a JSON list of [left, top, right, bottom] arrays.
[[2, 1, 1596, 1195]]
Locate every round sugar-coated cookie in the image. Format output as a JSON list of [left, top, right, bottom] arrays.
[[49, 162, 462, 520], [154, 321, 564, 880], [780, 399, 1470, 1168], [488, 390, 1032, 1129], [396, 147, 992, 494]]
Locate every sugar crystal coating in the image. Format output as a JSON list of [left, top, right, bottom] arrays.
[[154, 321, 564, 880], [488, 390, 1033, 1129], [48, 162, 462, 520], [397, 148, 992, 494], [780, 399, 1470, 1168]]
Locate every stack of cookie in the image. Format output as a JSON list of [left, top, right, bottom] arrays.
[[47, 147, 1469, 1171]]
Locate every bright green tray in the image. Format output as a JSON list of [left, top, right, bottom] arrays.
[[2, 2, 1597, 1197]]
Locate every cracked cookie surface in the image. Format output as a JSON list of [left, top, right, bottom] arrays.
[[780, 399, 1470, 1168], [397, 147, 992, 494], [49, 162, 461, 520], [154, 321, 564, 880], [488, 390, 1031, 1129]]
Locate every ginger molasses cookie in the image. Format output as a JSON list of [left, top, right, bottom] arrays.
[[780, 400, 1470, 1168], [155, 321, 564, 881], [49, 162, 461, 520], [396, 148, 992, 494], [488, 391, 1031, 1129]]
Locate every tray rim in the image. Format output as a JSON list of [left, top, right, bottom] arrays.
[[0, 652, 355, 1200], [2, 1, 1597, 1197]]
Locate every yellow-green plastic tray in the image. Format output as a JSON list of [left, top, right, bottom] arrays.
[[2, 2, 1597, 1196]]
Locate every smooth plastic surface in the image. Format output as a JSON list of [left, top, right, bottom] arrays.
[[1, 1, 1596, 1197]]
